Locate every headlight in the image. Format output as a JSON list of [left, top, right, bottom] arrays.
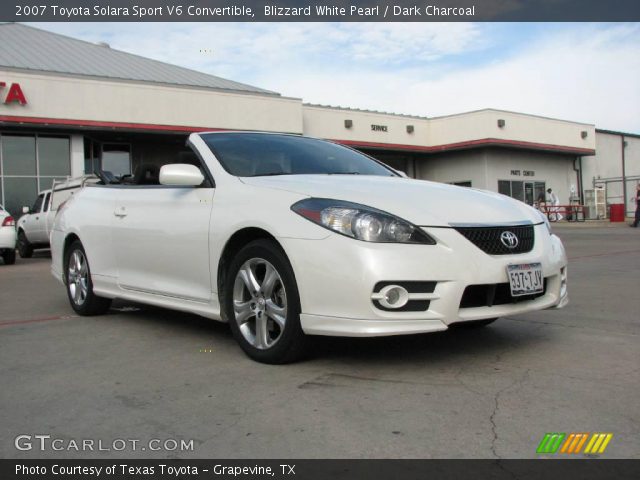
[[536, 209, 551, 234], [291, 198, 436, 244]]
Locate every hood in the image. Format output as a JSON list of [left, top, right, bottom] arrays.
[[240, 175, 541, 227]]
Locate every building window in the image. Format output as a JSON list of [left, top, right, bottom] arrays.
[[38, 136, 71, 177], [451, 181, 472, 187], [533, 182, 546, 204], [84, 137, 101, 175], [2, 178, 38, 216], [38, 136, 71, 192], [102, 143, 131, 178], [498, 180, 511, 197], [512, 181, 525, 202], [2, 135, 36, 176], [498, 180, 546, 205], [0, 133, 71, 217]]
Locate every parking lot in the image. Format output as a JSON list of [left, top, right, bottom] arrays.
[[1, 225, 639, 459]]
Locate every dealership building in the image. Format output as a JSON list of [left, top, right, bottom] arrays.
[[1, 23, 638, 219]]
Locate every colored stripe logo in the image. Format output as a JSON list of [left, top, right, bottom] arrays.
[[584, 433, 613, 454], [537, 433, 566, 453], [537, 433, 613, 455], [560, 433, 589, 454]]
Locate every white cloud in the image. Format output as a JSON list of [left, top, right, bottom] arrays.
[[35, 22, 482, 67], [256, 23, 640, 132], [30, 22, 640, 132]]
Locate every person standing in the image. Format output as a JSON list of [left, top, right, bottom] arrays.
[[631, 182, 640, 228], [547, 188, 563, 221]]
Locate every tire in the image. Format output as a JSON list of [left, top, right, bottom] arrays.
[[64, 240, 111, 316], [454, 318, 498, 329], [2, 248, 16, 265], [17, 230, 33, 258], [223, 239, 307, 364]]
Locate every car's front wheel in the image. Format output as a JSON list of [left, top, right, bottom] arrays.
[[17, 230, 33, 258], [224, 239, 307, 364], [64, 240, 111, 315]]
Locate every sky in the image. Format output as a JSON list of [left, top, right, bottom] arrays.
[[31, 22, 640, 133]]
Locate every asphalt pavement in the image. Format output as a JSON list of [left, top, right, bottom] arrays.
[[1, 224, 638, 459]]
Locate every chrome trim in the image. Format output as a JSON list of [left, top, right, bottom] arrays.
[[422, 222, 543, 229], [371, 292, 440, 301], [447, 220, 536, 228]]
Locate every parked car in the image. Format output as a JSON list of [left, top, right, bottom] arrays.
[[0, 204, 17, 265], [17, 176, 98, 258], [51, 132, 569, 363]]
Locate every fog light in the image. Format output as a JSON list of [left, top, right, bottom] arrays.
[[378, 285, 409, 309]]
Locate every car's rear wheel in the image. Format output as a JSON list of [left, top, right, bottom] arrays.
[[17, 231, 33, 258], [64, 240, 111, 315], [224, 239, 307, 364], [2, 248, 16, 265]]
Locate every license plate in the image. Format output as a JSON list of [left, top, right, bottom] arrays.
[[507, 263, 543, 297]]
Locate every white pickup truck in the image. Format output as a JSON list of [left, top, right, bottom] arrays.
[[17, 176, 98, 258]]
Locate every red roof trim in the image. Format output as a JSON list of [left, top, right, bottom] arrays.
[[0, 114, 222, 133], [334, 138, 595, 155]]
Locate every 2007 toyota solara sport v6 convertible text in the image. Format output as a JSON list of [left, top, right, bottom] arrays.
[[51, 132, 568, 363]]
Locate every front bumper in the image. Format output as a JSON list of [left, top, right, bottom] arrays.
[[0, 227, 16, 250], [281, 224, 568, 337]]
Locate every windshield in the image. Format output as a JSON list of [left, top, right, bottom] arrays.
[[201, 133, 397, 177]]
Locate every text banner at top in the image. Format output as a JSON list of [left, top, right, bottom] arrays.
[[4, 0, 640, 22]]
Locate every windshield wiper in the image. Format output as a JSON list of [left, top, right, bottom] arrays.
[[326, 172, 361, 175]]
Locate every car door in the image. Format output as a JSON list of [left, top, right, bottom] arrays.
[[38, 192, 54, 244], [21, 193, 46, 243], [112, 177, 215, 303]]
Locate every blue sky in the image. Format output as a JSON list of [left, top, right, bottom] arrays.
[[31, 22, 640, 132]]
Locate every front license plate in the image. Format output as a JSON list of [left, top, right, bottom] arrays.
[[507, 263, 543, 297]]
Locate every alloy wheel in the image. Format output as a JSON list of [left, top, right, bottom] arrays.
[[232, 258, 287, 350], [68, 250, 89, 306]]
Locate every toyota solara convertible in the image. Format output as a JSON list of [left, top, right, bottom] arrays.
[[51, 132, 568, 363]]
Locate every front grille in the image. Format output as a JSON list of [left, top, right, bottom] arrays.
[[460, 280, 547, 309], [453, 224, 534, 255]]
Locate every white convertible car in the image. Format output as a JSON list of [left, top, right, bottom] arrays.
[[51, 132, 568, 363]]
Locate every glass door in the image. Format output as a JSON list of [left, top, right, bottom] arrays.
[[524, 182, 535, 205], [534, 182, 546, 205]]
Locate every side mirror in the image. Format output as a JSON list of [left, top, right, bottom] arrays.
[[22, 206, 30, 214], [395, 170, 409, 178], [159, 164, 204, 187]]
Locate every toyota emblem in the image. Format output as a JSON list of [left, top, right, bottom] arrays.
[[500, 231, 519, 249]]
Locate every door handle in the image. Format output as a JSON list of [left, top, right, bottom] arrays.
[[114, 206, 127, 217]]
